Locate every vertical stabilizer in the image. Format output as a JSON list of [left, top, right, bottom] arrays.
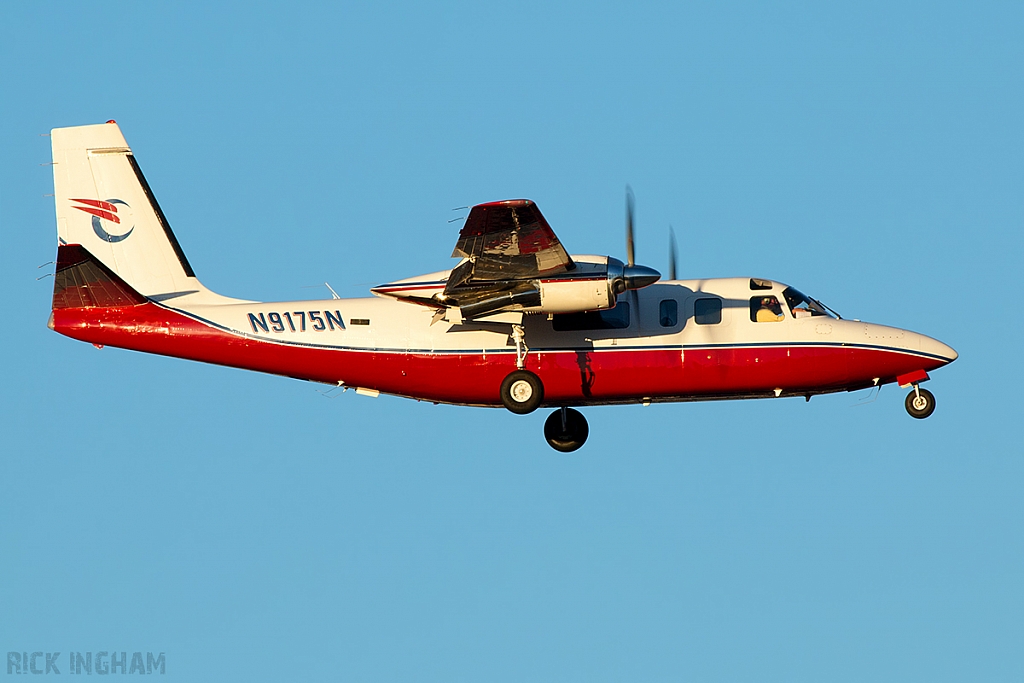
[[51, 122, 207, 299]]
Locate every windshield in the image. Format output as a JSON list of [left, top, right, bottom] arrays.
[[782, 287, 837, 319]]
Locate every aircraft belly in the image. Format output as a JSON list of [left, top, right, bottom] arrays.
[[681, 345, 851, 394], [538, 345, 854, 400], [535, 348, 684, 402]]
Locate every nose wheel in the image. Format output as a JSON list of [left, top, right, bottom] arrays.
[[905, 385, 936, 419], [544, 407, 589, 452]]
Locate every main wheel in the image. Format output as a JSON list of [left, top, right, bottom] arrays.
[[500, 370, 544, 414], [544, 408, 589, 452], [905, 387, 936, 419]]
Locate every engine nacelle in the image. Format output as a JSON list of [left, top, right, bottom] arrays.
[[375, 255, 660, 320], [532, 278, 616, 314], [526, 257, 661, 315]]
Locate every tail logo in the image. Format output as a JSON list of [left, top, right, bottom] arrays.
[[70, 198, 135, 243]]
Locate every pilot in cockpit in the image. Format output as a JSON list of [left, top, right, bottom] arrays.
[[755, 296, 785, 323]]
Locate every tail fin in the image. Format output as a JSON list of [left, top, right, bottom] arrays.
[[51, 122, 206, 300]]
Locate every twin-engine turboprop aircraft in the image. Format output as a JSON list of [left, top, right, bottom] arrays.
[[47, 122, 957, 451]]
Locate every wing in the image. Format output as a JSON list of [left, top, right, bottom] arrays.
[[373, 200, 580, 320], [450, 200, 574, 282]]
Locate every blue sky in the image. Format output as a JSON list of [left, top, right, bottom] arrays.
[[1, 1, 1022, 680]]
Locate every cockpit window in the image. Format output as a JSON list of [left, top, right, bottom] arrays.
[[782, 287, 835, 319], [750, 296, 784, 322]]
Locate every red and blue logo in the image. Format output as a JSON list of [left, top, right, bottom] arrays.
[[71, 198, 135, 243]]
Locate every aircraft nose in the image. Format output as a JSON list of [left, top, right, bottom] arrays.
[[918, 334, 958, 363]]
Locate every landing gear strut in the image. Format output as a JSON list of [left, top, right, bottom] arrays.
[[499, 323, 545, 414], [511, 323, 528, 370], [905, 385, 936, 419], [544, 407, 589, 452]]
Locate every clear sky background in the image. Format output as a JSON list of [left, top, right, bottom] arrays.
[[2, 2, 1022, 681]]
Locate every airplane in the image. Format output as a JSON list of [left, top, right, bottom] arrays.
[[46, 121, 957, 451]]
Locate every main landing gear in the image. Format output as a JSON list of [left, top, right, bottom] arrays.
[[544, 407, 589, 452], [498, 371, 589, 452], [499, 324, 589, 451], [499, 323, 544, 414], [905, 385, 936, 419], [499, 324, 545, 414]]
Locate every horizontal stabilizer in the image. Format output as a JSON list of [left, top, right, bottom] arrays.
[[52, 244, 146, 309]]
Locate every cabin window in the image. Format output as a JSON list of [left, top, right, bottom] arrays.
[[750, 278, 773, 291], [659, 300, 678, 327], [553, 301, 630, 331], [694, 298, 722, 325], [750, 296, 784, 322]]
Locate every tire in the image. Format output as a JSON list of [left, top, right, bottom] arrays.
[[544, 408, 589, 452], [905, 387, 936, 419], [500, 370, 544, 414]]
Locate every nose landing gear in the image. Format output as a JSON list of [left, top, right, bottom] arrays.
[[905, 385, 936, 419], [544, 407, 589, 452]]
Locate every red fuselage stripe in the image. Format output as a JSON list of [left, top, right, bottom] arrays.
[[52, 303, 949, 406]]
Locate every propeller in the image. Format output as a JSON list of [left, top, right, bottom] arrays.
[[608, 186, 660, 301], [625, 185, 636, 267], [668, 225, 677, 281]]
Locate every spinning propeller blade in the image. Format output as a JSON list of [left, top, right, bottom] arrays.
[[625, 186, 635, 268], [668, 225, 677, 281], [613, 185, 661, 295]]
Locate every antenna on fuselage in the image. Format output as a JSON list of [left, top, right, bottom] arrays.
[[301, 282, 342, 299]]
